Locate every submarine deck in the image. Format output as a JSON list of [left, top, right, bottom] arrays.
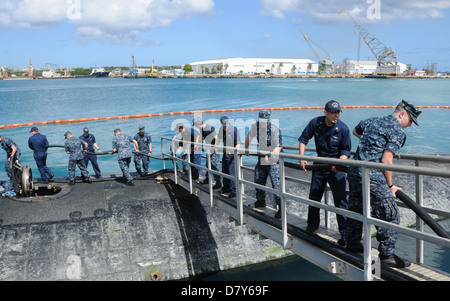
[[0, 172, 292, 281]]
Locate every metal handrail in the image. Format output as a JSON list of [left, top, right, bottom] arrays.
[[283, 145, 450, 164], [161, 137, 450, 281]]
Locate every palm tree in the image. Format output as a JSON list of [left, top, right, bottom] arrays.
[[278, 63, 284, 74], [291, 65, 297, 74]]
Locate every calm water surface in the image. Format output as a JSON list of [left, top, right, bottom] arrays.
[[1, 77, 449, 280]]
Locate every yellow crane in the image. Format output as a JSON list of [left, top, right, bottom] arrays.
[[150, 59, 157, 76]]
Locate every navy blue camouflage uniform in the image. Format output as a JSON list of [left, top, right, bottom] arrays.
[[80, 132, 102, 178], [112, 132, 135, 183], [346, 114, 406, 256], [298, 116, 351, 236], [65, 135, 90, 182], [179, 126, 202, 180], [217, 117, 241, 196], [248, 121, 283, 207], [134, 130, 152, 176], [197, 123, 221, 184], [1, 136, 21, 179]]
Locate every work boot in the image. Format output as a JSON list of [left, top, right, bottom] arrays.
[[306, 225, 318, 233], [379, 254, 411, 268], [337, 236, 347, 247], [125, 181, 135, 186], [201, 178, 209, 185], [212, 182, 222, 190], [48, 173, 54, 181], [346, 242, 364, 253], [252, 200, 266, 208], [274, 207, 281, 219]]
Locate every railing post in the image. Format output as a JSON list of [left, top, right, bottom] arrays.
[[280, 157, 289, 249], [161, 138, 166, 170], [324, 186, 330, 229], [361, 166, 373, 281], [187, 148, 193, 194], [235, 148, 244, 225], [415, 159, 424, 263], [207, 151, 214, 207]]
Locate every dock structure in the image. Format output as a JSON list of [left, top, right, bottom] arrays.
[[0, 141, 449, 281], [160, 138, 450, 281]]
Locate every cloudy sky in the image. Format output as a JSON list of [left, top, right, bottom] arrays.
[[1, 0, 450, 71]]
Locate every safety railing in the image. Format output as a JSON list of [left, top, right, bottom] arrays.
[[161, 137, 450, 281]]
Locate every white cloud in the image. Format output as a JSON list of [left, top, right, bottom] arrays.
[[260, 0, 450, 23], [0, 0, 68, 28], [0, 0, 215, 44]]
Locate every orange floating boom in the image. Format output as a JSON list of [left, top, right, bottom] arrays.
[[0, 106, 447, 130]]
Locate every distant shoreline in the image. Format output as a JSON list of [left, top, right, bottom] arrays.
[[1, 73, 449, 80]]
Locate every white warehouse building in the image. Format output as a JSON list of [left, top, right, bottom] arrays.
[[336, 59, 409, 75], [188, 58, 319, 75]]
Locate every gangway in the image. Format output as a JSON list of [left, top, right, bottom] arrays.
[[159, 137, 450, 281]]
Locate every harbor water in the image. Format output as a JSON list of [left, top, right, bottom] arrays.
[[0, 77, 449, 280]]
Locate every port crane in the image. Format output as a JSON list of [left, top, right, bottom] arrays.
[[299, 28, 334, 74], [129, 55, 157, 77], [2, 60, 34, 78], [150, 59, 157, 77], [338, 10, 400, 76], [43, 62, 72, 77], [130, 55, 139, 76]]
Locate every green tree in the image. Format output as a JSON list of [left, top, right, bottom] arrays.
[[291, 65, 297, 74], [183, 64, 192, 73]]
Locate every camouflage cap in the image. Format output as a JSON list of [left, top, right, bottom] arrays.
[[192, 117, 203, 126], [258, 109, 271, 120], [399, 100, 421, 126]]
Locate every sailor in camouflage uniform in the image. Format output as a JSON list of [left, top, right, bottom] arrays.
[[193, 117, 222, 189], [112, 128, 138, 186], [134, 125, 152, 177], [245, 109, 283, 218], [0, 135, 21, 180], [345, 100, 421, 268], [64, 131, 92, 185]]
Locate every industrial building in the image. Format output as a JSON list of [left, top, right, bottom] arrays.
[[335, 59, 409, 75], [188, 58, 319, 75]]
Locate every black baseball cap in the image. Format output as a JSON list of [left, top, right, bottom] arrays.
[[325, 100, 341, 113]]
